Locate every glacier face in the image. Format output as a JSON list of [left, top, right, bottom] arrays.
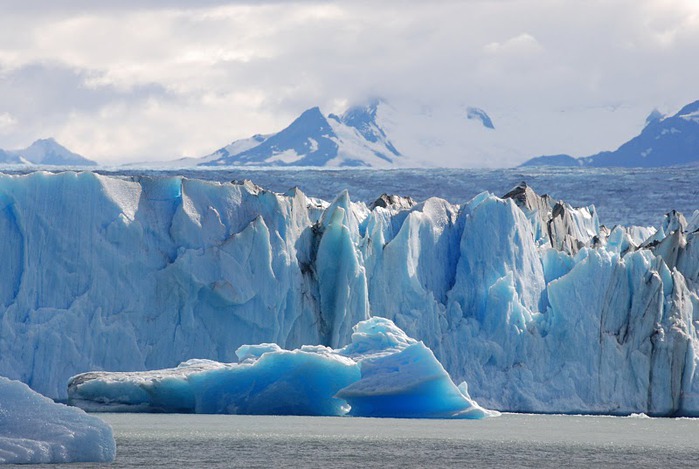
[[67, 317, 494, 419], [1, 171, 698, 416]]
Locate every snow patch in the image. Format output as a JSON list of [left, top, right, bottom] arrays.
[[266, 149, 304, 164]]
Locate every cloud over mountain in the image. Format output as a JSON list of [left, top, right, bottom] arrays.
[[0, 1, 698, 165]]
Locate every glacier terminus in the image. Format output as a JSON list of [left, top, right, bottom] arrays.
[[0, 171, 698, 417]]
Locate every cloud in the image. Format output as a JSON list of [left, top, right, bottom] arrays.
[[0, 0, 698, 164], [484, 33, 543, 55], [0, 62, 171, 152], [0, 112, 16, 133]]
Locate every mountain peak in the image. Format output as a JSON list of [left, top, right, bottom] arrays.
[[339, 99, 399, 157], [287, 107, 334, 136], [200, 99, 401, 167], [34, 137, 57, 144], [0, 138, 96, 166], [298, 106, 326, 120], [22, 138, 96, 165], [644, 109, 665, 127], [27, 137, 67, 152]]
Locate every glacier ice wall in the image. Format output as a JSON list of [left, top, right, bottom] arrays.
[[0, 172, 698, 416]]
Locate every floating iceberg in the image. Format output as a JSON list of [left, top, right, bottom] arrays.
[[69, 317, 495, 419], [1, 171, 699, 416], [337, 342, 489, 419], [68, 317, 497, 418], [0, 376, 115, 464]]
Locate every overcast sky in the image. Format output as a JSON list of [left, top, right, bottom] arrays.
[[1, 0, 698, 165]]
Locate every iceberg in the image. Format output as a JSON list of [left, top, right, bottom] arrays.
[[336, 342, 490, 419], [0, 376, 115, 464], [1, 171, 699, 416], [68, 317, 495, 419]]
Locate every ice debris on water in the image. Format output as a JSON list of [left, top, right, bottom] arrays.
[[0, 376, 115, 464], [68, 317, 496, 419]]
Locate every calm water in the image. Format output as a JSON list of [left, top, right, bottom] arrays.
[[32, 413, 699, 468]]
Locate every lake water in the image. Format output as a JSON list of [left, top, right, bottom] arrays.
[[34, 413, 699, 468], [104, 166, 699, 227], [6, 166, 699, 226]]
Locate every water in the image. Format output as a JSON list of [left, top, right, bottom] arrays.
[[30, 413, 699, 468], [3, 166, 698, 226], [82, 166, 699, 227]]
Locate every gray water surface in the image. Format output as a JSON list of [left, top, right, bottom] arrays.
[[103, 166, 699, 227], [41, 413, 699, 468], [5, 166, 699, 226]]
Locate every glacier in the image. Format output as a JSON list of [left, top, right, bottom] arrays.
[[0, 376, 115, 464], [68, 317, 494, 419], [0, 171, 699, 416]]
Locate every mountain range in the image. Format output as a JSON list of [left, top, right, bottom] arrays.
[[187, 99, 511, 168], [0, 138, 96, 166], [158, 98, 699, 169], [521, 100, 699, 167], [4, 99, 699, 168]]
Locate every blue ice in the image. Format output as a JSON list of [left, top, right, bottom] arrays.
[[68, 317, 496, 419], [0, 376, 115, 464]]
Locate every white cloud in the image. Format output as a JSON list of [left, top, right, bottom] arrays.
[[0, 112, 17, 132], [484, 33, 543, 55], [0, 0, 698, 165]]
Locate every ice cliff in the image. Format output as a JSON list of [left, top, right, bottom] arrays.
[[1, 172, 698, 416]]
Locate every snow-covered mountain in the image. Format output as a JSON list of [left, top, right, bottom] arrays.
[[195, 99, 523, 168], [200, 101, 401, 167], [1, 172, 699, 417], [0, 138, 96, 166], [521, 100, 699, 167], [146, 97, 648, 169], [0, 149, 21, 164], [372, 100, 509, 167]]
